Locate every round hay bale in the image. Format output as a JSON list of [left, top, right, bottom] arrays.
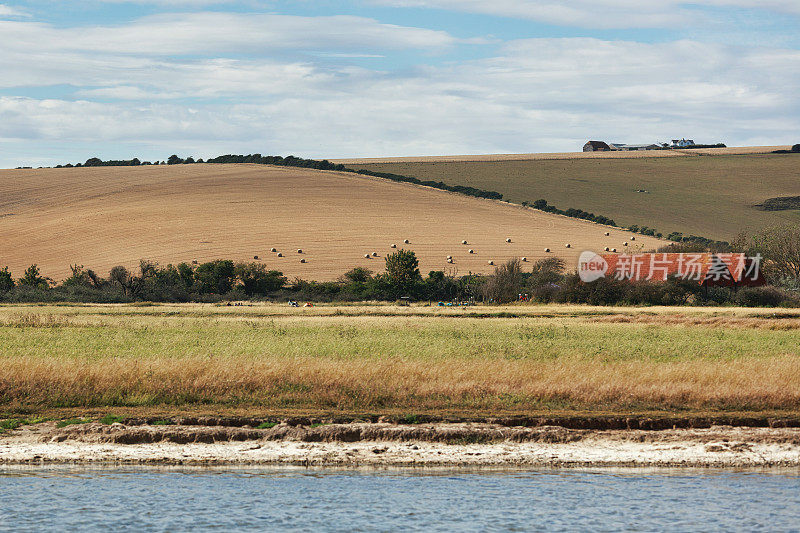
[[611, 248, 617, 253], [297, 249, 303, 254], [565, 243, 571, 248], [544, 248, 550, 253], [604, 247, 610, 252], [630, 236, 636, 241], [372, 252, 378, 257], [446, 255, 452, 260], [468, 249, 474, 254], [521, 257, 527, 262], [364, 254, 370, 259], [270, 247, 277, 253], [506, 238, 512, 243], [404, 239, 410, 244], [462, 240, 468, 245], [488, 260, 494, 265], [277, 252, 283, 257], [254, 255, 259, 260], [623, 242, 628, 247], [391, 244, 397, 249], [604, 232, 610, 237], [447, 258, 453, 264], [300, 258, 306, 264]]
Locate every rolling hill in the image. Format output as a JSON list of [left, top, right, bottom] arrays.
[[0, 164, 661, 281], [340, 147, 800, 241]]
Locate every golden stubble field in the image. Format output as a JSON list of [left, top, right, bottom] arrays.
[[0, 164, 660, 281]]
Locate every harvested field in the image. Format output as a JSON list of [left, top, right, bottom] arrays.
[[0, 164, 661, 281], [348, 151, 800, 240], [2, 303, 800, 418], [331, 145, 790, 164]]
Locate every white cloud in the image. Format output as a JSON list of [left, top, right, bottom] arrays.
[[368, 0, 800, 28], [1, 36, 798, 167], [0, 12, 457, 58], [0, 3, 28, 17]]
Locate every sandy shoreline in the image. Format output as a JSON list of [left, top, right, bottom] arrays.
[[2, 422, 800, 468]]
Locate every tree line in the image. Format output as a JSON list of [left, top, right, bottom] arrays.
[[2, 232, 799, 307]]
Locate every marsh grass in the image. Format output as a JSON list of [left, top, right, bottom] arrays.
[[55, 418, 91, 428], [99, 414, 126, 424], [3, 304, 800, 414]]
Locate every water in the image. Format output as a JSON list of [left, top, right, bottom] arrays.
[[1, 467, 799, 532]]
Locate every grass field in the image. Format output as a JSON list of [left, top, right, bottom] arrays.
[[0, 164, 661, 282], [2, 303, 800, 419], [348, 152, 800, 240]]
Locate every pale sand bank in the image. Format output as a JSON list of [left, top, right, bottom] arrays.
[[2, 422, 800, 468]]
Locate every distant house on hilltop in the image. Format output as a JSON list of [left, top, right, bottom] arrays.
[[583, 140, 612, 152], [671, 138, 696, 148]]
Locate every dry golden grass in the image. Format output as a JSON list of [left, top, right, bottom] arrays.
[[331, 146, 790, 164], [4, 356, 800, 414], [2, 304, 800, 415], [0, 164, 661, 281]]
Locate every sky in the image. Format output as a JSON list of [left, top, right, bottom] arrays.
[[0, 1, 799, 167]]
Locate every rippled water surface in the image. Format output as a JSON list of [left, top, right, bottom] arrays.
[[1, 467, 799, 531]]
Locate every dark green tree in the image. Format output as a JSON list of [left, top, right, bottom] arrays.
[[18, 264, 51, 289], [196, 260, 236, 293], [177, 262, 196, 290], [234, 262, 286, 296], [0, 266, 14, 292], [384, 249, 421, 296], [109, 265, 132, 296], [167, 155, 184, 165]]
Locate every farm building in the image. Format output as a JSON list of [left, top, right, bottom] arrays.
[[583, 140, 612, 152], [671, 138, 696, 148]]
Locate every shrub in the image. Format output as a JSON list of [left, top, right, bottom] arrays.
[[530, 283, 560, 303], [734, 286, 794, 307], [342, 267, 373, 284], [482, 258, 523, 303], [556, 273, 626, 306], [527, 257, 565, 289], [234, 262, 286, 296]]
